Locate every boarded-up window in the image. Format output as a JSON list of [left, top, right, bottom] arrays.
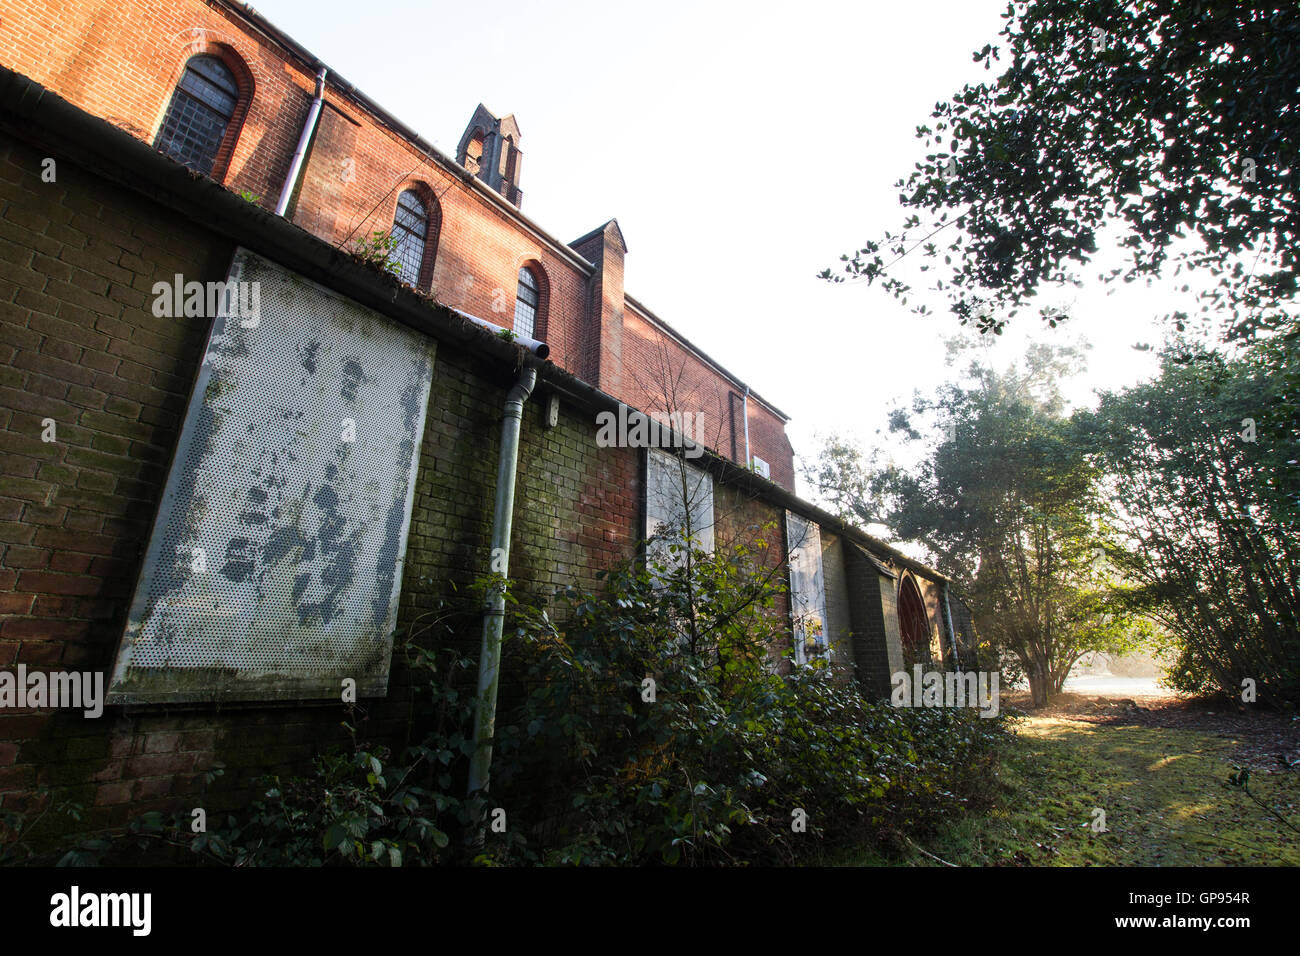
[[898, 574, 932, 668], [108, 249, 435, 704], [645, 447, 714, 569], [786, 511, 828, 666]]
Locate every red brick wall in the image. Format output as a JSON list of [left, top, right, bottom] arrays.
[[0, 0, 797, 489], [618, 308, 794, 489], [0, 126, 358, 829], [0, 0, 307, 204], [0, 127, 647, 841]]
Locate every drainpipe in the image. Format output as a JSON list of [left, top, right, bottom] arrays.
[[275, 67, 327, 217], [741, 385, 751, 468], [941, 582, 960, 670], [467, 363, 538, 826]]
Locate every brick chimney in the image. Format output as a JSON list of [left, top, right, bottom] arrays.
[[571, 219, 627, 392]]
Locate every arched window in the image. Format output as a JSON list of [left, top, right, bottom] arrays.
[[391, 190, 430, 289], [155, 55, 241, 176], [513, 266, 539, 338], [466, 132, 485, 173], [898, 575, 931, 667]]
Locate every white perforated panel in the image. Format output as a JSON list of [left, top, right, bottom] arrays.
[[787, 511, 828, 666], [645, 448, 714, 576], [108, 249, 435, 704]]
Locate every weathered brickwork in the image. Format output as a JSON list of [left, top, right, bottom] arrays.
[[0, 12, 967, 848], [399, 356, 641, 625], [0, 130, 644, 832], [0, 0, 796, 490], [711, 479, 798, 672], [819, 531, 857, 681]]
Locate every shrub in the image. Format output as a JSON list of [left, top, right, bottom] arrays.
[[485, 532, 1014, 865], [112, 526, 1013, 866]]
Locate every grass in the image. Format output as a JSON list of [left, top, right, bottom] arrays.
[[835, 712, 1300, 866]]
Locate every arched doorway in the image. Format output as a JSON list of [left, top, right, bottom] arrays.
[[898, 575, 931, 667]]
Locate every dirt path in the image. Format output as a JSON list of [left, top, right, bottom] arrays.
[[858, 693, 1299, 866]]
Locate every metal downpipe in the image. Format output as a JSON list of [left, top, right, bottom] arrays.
[[275, 67, 327, 217], [467, 365, 537, 819], [742, 384, 751, 468], [941, 582, 960, 670]]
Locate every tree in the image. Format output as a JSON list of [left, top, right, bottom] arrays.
[[805, 342, 1142, 706], [630, 332, 795, 679], [822, 0, 1300, 342], [1082, 340, 1300, 705]]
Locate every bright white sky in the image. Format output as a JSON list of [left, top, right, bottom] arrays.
[[254, 0, 1207, 500]]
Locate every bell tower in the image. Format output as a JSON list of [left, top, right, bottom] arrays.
[[456, 104, 523, 208]]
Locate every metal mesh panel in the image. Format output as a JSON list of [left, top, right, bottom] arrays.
[[108, 250, 435, 704], [645, 448, 714, 570], [787, 511, 828, 665]]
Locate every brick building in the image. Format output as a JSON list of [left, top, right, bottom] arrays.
[[0, 0, 975, 844]]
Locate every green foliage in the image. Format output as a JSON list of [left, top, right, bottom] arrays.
[[102, 521, 1011, 866], [806, 342, 1143, 707], [198, 744, 454, 866], [117, 634, 477, 867], [0, 789, 89, 866], [351, 229, 403, 278], [1083, 338, 1300, 705], [823, 0, 1299, 342], [200, 636, 472, 865], [486, 533, 1014, 865], [237, 189, 261, 204]]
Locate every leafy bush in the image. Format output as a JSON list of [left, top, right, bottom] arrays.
[[485, 531, 1014, 865], [351, 229, 403, 278], [1087, 341, 1300, 706], [116, 634, 478, 867], [0, 789, 91, 866], [111, 524, 1013, 866]]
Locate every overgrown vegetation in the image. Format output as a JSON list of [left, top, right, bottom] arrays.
[[351, 229, 403, 278], [487, 537, 1014, 864], [5, 526, 1012, 867], [810, 0, 1299, 710], [1084, 341, 1300, 706], [839, 710, 1299, 866]]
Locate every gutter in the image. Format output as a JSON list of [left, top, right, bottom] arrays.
[[529, 354, 951, 584], [0, 62, 948, 589], [453, 309, 549, 359]]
